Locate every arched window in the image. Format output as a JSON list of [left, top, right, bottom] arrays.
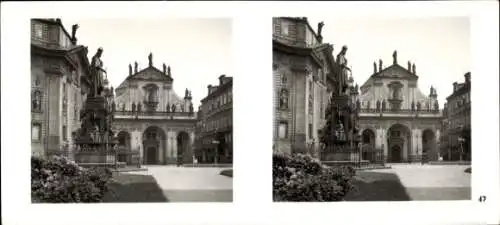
[[279, 88, 289, 109], [32, 90, 42, 111]]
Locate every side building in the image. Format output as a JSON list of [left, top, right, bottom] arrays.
[[357, 52, 442, 162], [112, 53, 197, 165], [440, 72, 471, 161], [272, 17, 340, 156], [195, 75, 233, 164], [31, 18, 91, 159]]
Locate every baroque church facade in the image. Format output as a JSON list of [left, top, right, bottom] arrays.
[[357, 51, 442, 162], [112, 53, 197, 165]]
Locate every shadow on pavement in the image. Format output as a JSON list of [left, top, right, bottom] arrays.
[[345, 171, 411, 201], [103, 173, 169, 202]]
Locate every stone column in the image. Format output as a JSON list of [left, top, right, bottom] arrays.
[[47, 76, 61, 151], [172, 131, 178, 161], [416, 129, 422, 160]]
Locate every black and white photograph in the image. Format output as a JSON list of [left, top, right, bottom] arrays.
[[272, 16, 473, 201], [30, 18, 233, 202], [1, 1, 499, 225]]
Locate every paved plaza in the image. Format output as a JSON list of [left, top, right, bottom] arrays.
[[124, 166, 233, 202], [346, 164, 471, 201]]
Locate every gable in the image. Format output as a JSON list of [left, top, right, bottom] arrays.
[[128, 67, 172, 82], [372, 64, 418, 80]]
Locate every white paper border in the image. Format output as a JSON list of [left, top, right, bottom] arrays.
[[1, 1, 498, 225]]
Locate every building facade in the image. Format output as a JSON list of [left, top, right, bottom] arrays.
[[440, 72, 471, 161], [112, 53, 197, 165], [195, 75, 233, 164], [31, 18, 91, 159], [272, 17, 340, 155], [357, 52, 442, 162]]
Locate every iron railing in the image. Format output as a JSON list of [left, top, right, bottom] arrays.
[[359, 108, 440, 114], [114, 110, 195, 117]]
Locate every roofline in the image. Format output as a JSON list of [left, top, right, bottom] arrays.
[[32, 18, 73, 42], [200, 78, 233, 103], [277, 17, 321, 43], [273, 39, 323, 68]]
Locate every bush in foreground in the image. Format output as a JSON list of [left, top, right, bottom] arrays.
[[31, 156, 112, 203], [220, 169, 233, 177], [273, 153, 356, 201], [465, 167, 471, 173]]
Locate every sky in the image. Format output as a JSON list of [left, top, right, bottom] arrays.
[[62, 18, 232, 109], [307, 16, 471, 105]]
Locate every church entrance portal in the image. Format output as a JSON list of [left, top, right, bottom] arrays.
[[390, 145, 402, 163], [145, 146, 157, 164]]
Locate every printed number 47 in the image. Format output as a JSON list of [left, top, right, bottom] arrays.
[[478, 196, 486, 202]]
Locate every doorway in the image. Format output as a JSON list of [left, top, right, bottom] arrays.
[[390, 145, 402, 162], [145, 146, 157, 164]]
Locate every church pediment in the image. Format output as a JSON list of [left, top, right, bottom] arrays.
[[372, 64, 418, 80], [128, 67, 173, 82]]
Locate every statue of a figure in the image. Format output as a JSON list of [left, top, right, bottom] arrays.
[[89, 48, 106, 97], [188, 91, 192, 98], [412, 63, 416, 74], [167, 66, 171, 76], [280, 89, 288, 108], [411, 101, 415, 111], [71, 24, 79, 42], [166, 103, 171, 112], [373, 61, 377, 74], [336, 121, 345, 141], [379, 59, 383, 71], [434, 100, 439, 111], [407, 61, 411, 71], [336, 45, 350, 93], [317, 21, 325, 37], [381, 100, 386, 111], [376, 100, 381, 110], [128, 64, 132, 76], [132, 102, 136, 112], [171, 103, 176, 112], [189, 102, 194, 113], [416, 101, 421, 111], [392, 50, 398, 65], [148, 53, 153, 67], [134, 61, 138, 73], [163, 63, 167, 74], [185, 88, 189, 98], [137, 103, 142, 112]]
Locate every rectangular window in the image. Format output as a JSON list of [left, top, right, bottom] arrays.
[[308, 124, 313, 139], [34, 23, 43, 38], [278, 121, 288, 139], [281, 23, 289, 35], [32, 124, 41, 141], [62, 125, 67, 141]]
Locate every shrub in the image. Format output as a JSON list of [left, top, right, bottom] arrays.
[[220, 169, 233, 177], [31, 155, 112, 203], [465, 167, 471, 173], [273, 153, 356, 201]]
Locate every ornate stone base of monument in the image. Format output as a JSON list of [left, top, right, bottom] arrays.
[[74, 95, 120, 168]]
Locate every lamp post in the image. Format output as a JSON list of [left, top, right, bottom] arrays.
[[212, 129, 220, 166]]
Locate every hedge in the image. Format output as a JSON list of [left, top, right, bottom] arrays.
[[273, 153, 356, 201], [31, 156, 113, 203]]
